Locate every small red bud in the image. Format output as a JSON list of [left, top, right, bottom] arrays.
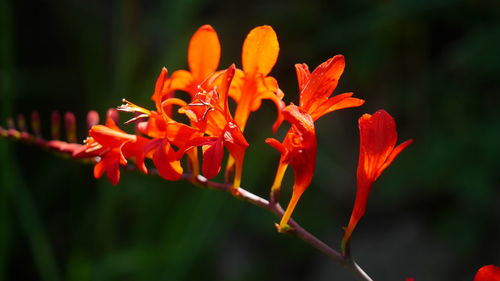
[[51, 111, 61, 140], [31, 111, 42, 138], [17, 114, 27, 132], [86, 110, 99, 129], [106, 109, 119, 125]]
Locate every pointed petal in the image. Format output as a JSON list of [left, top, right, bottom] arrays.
[[376, 139, 413, 180], [94, 161, 105, 179], [242, 25, 279, 76], [217, 64, 236, 115], [300, 55, 345, 113], [105, 160, 120, 185], [89, 125, 136, 148], [188, 25, 221, 81], [152, 67, 168, 101], [295, 63, 310, 93], [311, 92, 365, 120]]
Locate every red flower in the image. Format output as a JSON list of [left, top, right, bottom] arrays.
[[266, 55, 364, 230], [474, 265, 500, 281], [343, 110, 412, 245], [82, 115, 151, 185], [180, 65, 249, 187]]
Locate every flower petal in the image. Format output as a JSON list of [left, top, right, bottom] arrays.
[[202, 138, 224, 179], [188, 25, 221, 81], [295, 63, 310, 93], [265, 138, 286, 155], [311, 92, 365, 120], [153, 141, 183, 181], [376, 139, 413, 180], [242, 25, 279, 76], [300, 55, 345, 113]]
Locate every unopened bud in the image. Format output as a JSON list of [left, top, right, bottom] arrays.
[[51, 111, 61, 140], [31, 111, 42, 138], [86, 110, 99, 129], [7, 117, 15, 129], [17, 114, 27, 132], [6, 118, 20, 138], [106, 108, 119, 124], [64, 112, 77, 143]]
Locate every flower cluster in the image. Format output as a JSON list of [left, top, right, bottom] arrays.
[[67, 25, 413, 238]]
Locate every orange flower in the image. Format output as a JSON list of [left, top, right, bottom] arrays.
[[474, 265, 500, 281], [120, 68, 203, 179], [231, 25, 285, 132], [162, 25, 221, 98], [266, 55, 364, 231], [343, 110, 412, 245]]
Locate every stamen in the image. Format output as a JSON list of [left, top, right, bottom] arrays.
[[118, 99, 152, 115], [124, 114, 149, 124]]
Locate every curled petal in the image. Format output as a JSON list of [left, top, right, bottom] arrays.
[[202, 138, 224, 179], [152, 67, 169, 103], [282, 104, 314, 136], [265, 138, 287, 155], [153, 141, 183, 181]]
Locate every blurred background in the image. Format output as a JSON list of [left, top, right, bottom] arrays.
[[1, 0, 499, 280]]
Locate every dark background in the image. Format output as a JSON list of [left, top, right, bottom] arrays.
[[1, 0, 499, 280]]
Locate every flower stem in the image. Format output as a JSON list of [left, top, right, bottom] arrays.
[[181, 172, 374, 281]]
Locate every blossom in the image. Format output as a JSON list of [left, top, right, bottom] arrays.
[[180, 65, 249, 188], [266, 55, 364, 230], [161, 25, 221, 98], [343, 110, 412, 245], [474, 265, 500, 281], [231, 25, 285, 132], [120, 68, 203, 180], [79, 112, 151, 185]]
